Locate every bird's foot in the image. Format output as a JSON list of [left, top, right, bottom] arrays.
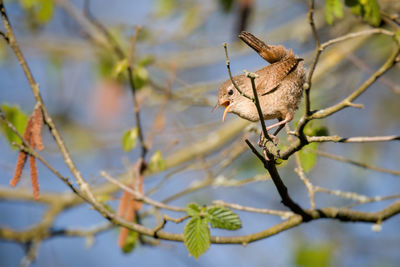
[[258, 132, 279, 147]]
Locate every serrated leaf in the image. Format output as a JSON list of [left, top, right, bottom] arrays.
[[121, 230, 139, 253], [186, 202, 201, 217], [121, 127, 138, 152], [206, 206, 242, 230], [112, 58, 129, 78], [148, 150, 166, 172], [299, 142, 318, 172], [184, 216, 210, 259], [325, 0, 343, 25], [0, 104, 28, 148]]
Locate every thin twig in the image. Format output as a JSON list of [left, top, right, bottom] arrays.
[[307, 135, 400, 143], [315, 186, 377, 203], [304, 0, 320, 116], [100, 171, 185, 212], [20, 239, 41, 267], [223, 42, 253, 100], [0, 30, 8, 42], [321, 29, 394, 50], [294, 154, 316, 210], [213, 200, 293, 219], [313, 150, 400, 176], [244, 70, 270, 142], [153, 214, 189, 237], [51, 222, 113, 238]]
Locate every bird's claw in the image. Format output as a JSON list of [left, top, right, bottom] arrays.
[[258, 132, 279, 147]]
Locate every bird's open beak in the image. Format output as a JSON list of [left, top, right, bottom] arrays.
[[221, 100, 232, 122], [212, 100, 232, 122]]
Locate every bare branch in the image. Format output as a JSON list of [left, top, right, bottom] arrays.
[[307, 135, 400, 143], [294, 154, 316, 210], [100, 171, 186, 212], [320, 29, 394, 50], [213, 200, 293, 218], [314, 150, 400, 176]]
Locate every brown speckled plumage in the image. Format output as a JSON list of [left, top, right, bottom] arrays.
[[217, 31, 305, 135]]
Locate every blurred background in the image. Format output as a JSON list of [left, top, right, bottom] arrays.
[[0, 0, 400, 266]]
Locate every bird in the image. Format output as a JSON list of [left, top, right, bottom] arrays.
[[216, 31, 305, 139]]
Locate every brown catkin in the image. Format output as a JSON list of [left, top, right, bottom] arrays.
[[9, 116, 34, 187], [32, 107, 44, 151], [118, 227, 129, 248], [118, 194, 137, 248], [117, 190, 131, 217], [29, 154, 40, 200], [134, 174, 144, 211], [9, 151, 27, 187]]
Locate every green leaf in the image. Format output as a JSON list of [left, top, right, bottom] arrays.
[[219, 0, 235, 13], [344, 0, 381, 26], [19, 0, 54, 24], [305, 125, 329, 137], [155, 0, 176, 16], [0, 104, 28, 148], [112, 58, 129, 78], [182, 5, 201, 32], [19, 0, 36, 9], [295, 243, 333, 267], [344, 0, 359, 7], [36, 0, 54, 23], [186, 202, 201, 217], [363, 0, 381, 26], [299, 142, 318, 172], [138, 55, 154, 67], [303, 121, 329, 137], [325, 0, 343, 25], [133, 65, 149, 89], [184, 216, 210, 259], [121, 230, 139, 253], [206, 206, 242, 230], [96, 52, 115, 78], [121, 127, 138, 152], [148, 150, 166, 172]]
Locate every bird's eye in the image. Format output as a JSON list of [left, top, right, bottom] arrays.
[[228, 89, 234, 96]]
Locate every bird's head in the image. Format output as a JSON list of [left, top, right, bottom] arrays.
[[214, 76, 256, 122]]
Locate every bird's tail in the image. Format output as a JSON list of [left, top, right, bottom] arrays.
[[238, 31, 289, 63]]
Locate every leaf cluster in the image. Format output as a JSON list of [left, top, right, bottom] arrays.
[[184, 203, 242, 258]]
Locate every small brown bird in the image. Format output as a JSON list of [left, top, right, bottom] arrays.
[[216, 31, 305, 137]]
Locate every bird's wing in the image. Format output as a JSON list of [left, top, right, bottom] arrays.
[[256, 56, 303, 95]]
